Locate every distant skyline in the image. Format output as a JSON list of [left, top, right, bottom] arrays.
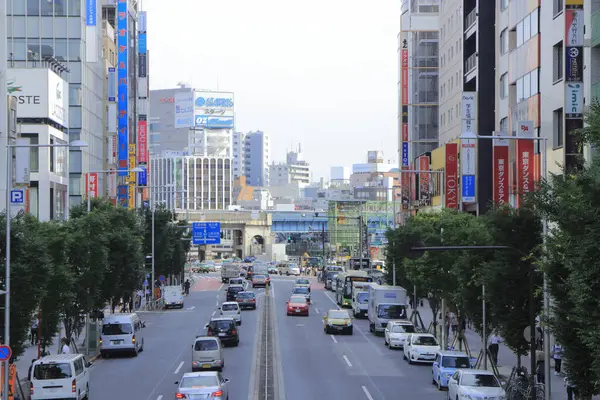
[[145, 0, 399, 179]]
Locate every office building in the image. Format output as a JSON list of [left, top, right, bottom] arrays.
[[148, 86, 193, 156], [330, 166, 350, 182], [243, 130, 270, 187], [8, 0, 106, 209], [269, 144, 311, 187], [232, 131, 245, 179]]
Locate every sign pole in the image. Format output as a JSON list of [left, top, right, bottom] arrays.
[[3, 145, 11, 400]]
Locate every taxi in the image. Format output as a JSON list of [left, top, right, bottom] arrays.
[[323, 309, 353, 335], [294, 278, 311, 291]]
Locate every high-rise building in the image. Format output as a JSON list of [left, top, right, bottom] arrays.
[[148, 86, 194, 155], [7, 0, 107, 210], [285, 146, 311, 185], [232, 131, 245, 179], [243, 130, 270, 187]]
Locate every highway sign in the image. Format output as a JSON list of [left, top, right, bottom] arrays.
[[0, 345, 12, 361], [159, 275, 165, 282], [192, 222, 221, 245], [10, 189, 24, 204]]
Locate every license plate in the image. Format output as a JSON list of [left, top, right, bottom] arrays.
[[296, 309, 301, 313], [111, 340, 122, 344], [202, 364, 211, 368], [49, 388, 58, 393], [218, 333, 226, 337], [244, 299, 248, 303]]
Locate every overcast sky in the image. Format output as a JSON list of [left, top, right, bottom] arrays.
[[145, 0, 399, 180]]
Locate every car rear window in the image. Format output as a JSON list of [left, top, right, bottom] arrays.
[[290, 296, 307, 304], [210, 320, 233, 330], [296, 279, 309, 284], [34, 363, 72, 380], [237, 292, 255, 298], [254, 275, 266, 279], [102, 323, 133, 335], [194, 339, 219, 351], [228, 286, 244, 293], [180, 376, 219, 388], [293, 287, 309, 294], [222, 303, 238, 311]]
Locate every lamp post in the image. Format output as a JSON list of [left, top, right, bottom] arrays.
[[3, 139, 87, 400], [86, 167, 144, 212], [459, 133, 550, 400]]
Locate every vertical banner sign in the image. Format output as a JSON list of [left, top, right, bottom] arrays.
[[138, 167, 147, 186], [85, 0, 98, 62], [108, 170, 117, 198], [419, 156, 430, 205], [461, 92, 477, 204], [117, 0, 129, 176], [516, 121, 534, 207], [400, 32, 410, 211], [492, 131, 509, 206], [117, 185, 128, 208], [107, 67, 116, 101], [138, 116, 148, 164], [86, 172, 99, 198], [128, 144, 136, 209], [410, 163, 417, 202], [445, 143, 458, 209]]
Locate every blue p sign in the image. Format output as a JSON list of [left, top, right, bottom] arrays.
[[10, 189, 24, 204]]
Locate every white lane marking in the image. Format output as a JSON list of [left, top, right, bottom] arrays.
[[343, 355, 352, 367], [330, 335, 338, 343], [174, 361, 184, 374], [296, 324, 305, 327], [212, 311, 216, 316], [218, 283, 224, 291], [362, 386, 374, 400], [324, 292, 341, 310], [157, 396, 163, 400], [315, 308, 319, 314]]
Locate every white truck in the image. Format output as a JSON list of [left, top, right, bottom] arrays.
[[221, 263, 241, 283], [368, 284, 408, 334], [352, 281, 375, 318], [163, 285, 184, 309]]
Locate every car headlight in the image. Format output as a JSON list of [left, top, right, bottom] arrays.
[[328, 322, 334, 326], [346, 321, 352, 326]]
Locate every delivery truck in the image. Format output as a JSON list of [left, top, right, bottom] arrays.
[[221, 263, 241, 283], [367, 284, 408, 334], [352, 281, 375, 318]]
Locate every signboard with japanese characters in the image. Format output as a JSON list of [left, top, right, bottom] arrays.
[[493, 132, 509, 206], [516, 121, 534, 207]]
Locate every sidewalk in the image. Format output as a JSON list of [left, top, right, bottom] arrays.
[[411, 301, 577, 399]]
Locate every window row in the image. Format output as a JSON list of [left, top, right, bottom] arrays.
[[516, 68, 539, 104], [516, 9, 539, 48], [9, 38, 81, 62], [9, 16, 82, 39], [440, 102, 461, 128], [11, 0, 81, 17]]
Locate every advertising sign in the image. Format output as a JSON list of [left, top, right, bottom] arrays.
[[401, 48, 408, 105], [565, 9, 584, 47], [493, 132, 509, 205], [117, 0, 129, 175], [138, 54, 147, 78], [138, 118, 148, 164], [108, 135, 117, 164], [401, 32, 409, 169], [444, 143, 458, 209], [86, 172, 99, 198], [138, 167, 147, 186], [108, 170, 117, 198], [194, 115, 234, 129], [401, 142, 409, 167], [401, 168, 409, 211], [7, 69, 69, 127], [107, 67, 116, 101], [117, 184, 128, 208], [419, 156, 430, 204], [175, 91, 194, 129], [192, 222, 222, 245], [85, 0, 96, 26], [15, 137, 30, 184], [565, 82, 583, 118], [194, 91, 234, 118], [566, 46, 583, 82], [516, 140, 534, 207], [461, 92, 477, 204]]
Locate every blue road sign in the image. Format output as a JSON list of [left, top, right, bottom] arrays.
[[10, 189, 24, 204], [159, 275, 165, 282], [192, 222, 221, 245], [0, 345, 12, 361]]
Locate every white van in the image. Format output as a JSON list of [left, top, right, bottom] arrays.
[[30, 354, 91, 400], [163, 285, 184, 309], [100, 313, 145, 357]]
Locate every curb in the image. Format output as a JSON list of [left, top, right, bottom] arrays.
[[270, 284, 286, 400], [248, 292, 265, 400]]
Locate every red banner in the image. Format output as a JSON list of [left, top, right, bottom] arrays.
[[445, 143, 458, 208], [86, 172, 99, 198], [516, 140, 535, 207], [493, 141, 509, 206], [138, 120, 148, 164], [419, 156, 430, 202]]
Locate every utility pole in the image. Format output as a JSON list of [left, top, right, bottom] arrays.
[[321, 224, 325, 266]]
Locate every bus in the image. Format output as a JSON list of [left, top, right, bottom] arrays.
[[305, 257, 323, 268], [335, 270, 373, 307]]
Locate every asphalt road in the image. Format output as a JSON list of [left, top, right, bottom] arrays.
[[88, 274, 263, 400]]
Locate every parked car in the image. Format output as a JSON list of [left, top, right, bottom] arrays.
[[432, 350, 472, 390], [447, 369, 506, 399]]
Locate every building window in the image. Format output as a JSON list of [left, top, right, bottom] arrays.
[[553, 108, 563, 147], [530, 9, 538, 38], [500, 117, 508, 133], [530, 68, 539, 95], [554, 0, 563, 16], [517, 21, 524, 47], [500, 73, 508, 98], [553, 41, 563, 82], [500, 29, 508, 55], [501, 0, 509, 11]]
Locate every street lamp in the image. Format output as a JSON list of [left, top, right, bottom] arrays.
[[86, 167, 144, 212], [3, 139, 87, 400]]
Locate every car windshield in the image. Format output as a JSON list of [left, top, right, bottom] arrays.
[[461, 374, 500, 387], [296, 279, 309, 284], [377, 304, 407, 319], [357, 293, 368, 303], [210, 320, 233, 330], [222, 304, 238, 311], [228, 287, 243, 293], [180, 376, 220, 388], [328, 311, 350, 319], [442, 356, 471, 368], [413, 336, 438, 346], [102, 323, 133, 335], [237, 292, 254, 299], [289, 296, 307, 304], [254, 275, 266, 279], [293, 287, 309, 294], [194, 340, 219, 351], [34, 363, 72, 380], [391, 324, 415, 333]]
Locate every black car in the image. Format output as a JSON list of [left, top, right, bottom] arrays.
[[226, 285, 245, 301], [235, 291, 257, 309], [205, 318, 239, 346]]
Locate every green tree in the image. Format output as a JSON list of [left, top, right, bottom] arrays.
[[140, 205, 175, 279]]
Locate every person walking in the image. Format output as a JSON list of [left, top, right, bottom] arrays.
[[552, 342, 563, 375], [61, 338, 71, 354], [488, 331, 502, 366], [30, 317, 39, 345], [184, 279, 191, 296], [565, 376, 577, 400]]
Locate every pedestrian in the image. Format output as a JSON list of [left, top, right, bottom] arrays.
[[565, 376, 577, 400], [450, 312, 458, 336], [145, 288, 150, 303], [552, 342, 563, 374], [30, 317, 39, 345], [488, 331, 502, 366], [184, 279, 191, 295], [445, 311, 450, 340], [61, 338, 71, 354], [536, 350, 545, 385]]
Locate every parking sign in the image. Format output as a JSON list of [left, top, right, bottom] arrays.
[[10, 189, 24, 204]]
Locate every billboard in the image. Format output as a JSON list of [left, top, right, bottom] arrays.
[[194, 91, 234, 129], [107, 67, 116, 101], [194, 115, 234, 129], [117, 0, 129, 175], [7, 69, 69, 127], [138, 117, 148, 164], [566, 46, 583, 82], [461, 92, 477, 204], [85, 0, 96, 26], [419, 156, 430, 204], [128, 144, 136, 209], [565, 82, 583, 118], [86, 172, 99, 198], [516, 121, 534, 207], [174, 91, 194, 128], [117, 184, 128, 208], [492, 132, 509, 206], [565, 9, 584, 47], [444, 143, 458, 209]]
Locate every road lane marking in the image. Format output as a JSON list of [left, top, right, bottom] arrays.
[[212, 311, 216, 316], [330, 335, 338, 343], [324, 292, 341, 309], [174, 361, 184, 374], [315, 308, 319, 314], [296, 324, 304, 327], [362, 386, 374, 400], [218, 283, 224, 291], [343, 355, 352, 367], [157, 396, 163, 400]]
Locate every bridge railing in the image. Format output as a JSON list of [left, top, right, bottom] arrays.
[[176, 209, 271, 225]]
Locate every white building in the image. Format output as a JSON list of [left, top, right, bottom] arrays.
[[269, 145, 311, 187], [9, 68, 70, 221], [232, 131, 245, 179], [243, 130, 270, 187], [330, 166, 350, 182]]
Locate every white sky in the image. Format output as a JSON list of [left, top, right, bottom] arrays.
[[144, 0, 399, 179]]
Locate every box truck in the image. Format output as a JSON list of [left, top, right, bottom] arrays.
[[221, 263, 241, 283], [368, 284, 408, 334]]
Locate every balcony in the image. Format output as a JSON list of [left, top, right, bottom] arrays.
[[464, 8, 477, 39], [465, 53, 477, 75]]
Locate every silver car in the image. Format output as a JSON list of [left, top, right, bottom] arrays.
[[175, 371, 230, 399], [220, 301, 242, 325]]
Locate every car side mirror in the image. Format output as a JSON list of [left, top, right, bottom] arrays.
[[174, 381, 179, 385], [204, 324, 209, 329], [224, 378, 230, 383], [142, 321, 146, 328], [433, 362, 439, 367], [86, 361, 92, 368]]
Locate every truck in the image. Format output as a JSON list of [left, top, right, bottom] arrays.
[[221, 263, 241, 283], [163, 285, 184, 309], [367, 284, 408, 334], [352, 281, 375, 318], [248, 263, 269, 280]]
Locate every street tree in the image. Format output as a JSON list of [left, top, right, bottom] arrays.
[[140, 205, 176, 279]]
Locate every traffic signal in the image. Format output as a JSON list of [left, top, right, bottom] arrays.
[[287, 235, 292, 243]]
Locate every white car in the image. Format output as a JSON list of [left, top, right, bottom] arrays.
[[220, 301, 242, 325], [447, 369, 506, 400], [403, 333, 440, 364], [384, 320, 416, 349]]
